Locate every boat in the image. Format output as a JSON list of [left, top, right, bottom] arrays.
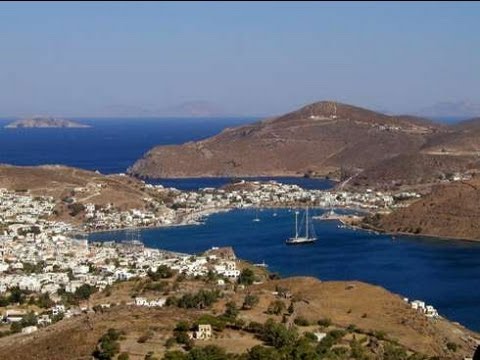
[[286, 207, 317, 245], [254, 260, 268, 268], [312, 208, 337, 220]]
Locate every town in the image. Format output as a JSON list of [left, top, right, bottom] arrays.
[[0, 180, 432, 338]]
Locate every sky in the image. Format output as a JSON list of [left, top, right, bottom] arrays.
[[0, 1, 479, 117]]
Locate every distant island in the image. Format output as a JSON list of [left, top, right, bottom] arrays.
[[5, 116, 90, 129]]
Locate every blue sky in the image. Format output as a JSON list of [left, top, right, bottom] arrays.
[[0, 1, 479, 116]]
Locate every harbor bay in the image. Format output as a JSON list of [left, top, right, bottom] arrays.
[[89, 207, 480, 332]]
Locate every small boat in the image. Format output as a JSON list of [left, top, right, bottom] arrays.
[[312, 208, 337, 220], [254, 260, 268, 268], [286, 207, 317, 245], [273, 212, 277, 217]]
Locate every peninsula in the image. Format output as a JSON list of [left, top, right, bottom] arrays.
[[4, 116, 90, 129]]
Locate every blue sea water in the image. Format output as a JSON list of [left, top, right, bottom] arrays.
[[89, 208, 480, 331], [0, 117, 256, 175], [1, 117, 480, 331]]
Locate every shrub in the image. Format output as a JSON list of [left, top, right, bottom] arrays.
[[176, 289, 221, 309], [446, 342, 459, 352], [266, 300, 286, 315], [293, 316, 310, 326], [246, 345, 279, 360], [242, 294, 259, 310], [223, 301, 239, 321], [92, 328, 122, 359], [118, 353, 129, 360], [317, 318, 332, 327], [245, 321, 264, 334], [137, 330, 153, 343]]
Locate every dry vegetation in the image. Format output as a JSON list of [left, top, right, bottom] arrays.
[[0, 274, 477, 360]]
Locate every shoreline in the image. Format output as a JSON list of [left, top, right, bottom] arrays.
[[85, 204, 480, 244]]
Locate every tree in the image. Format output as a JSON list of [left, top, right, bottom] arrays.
[[266, 300, 286, 315], [92, 328, 122, 360], [238, 268, 255, 286], [148, 265, 174, 281], [186, 345, 230, 360], [75, 284, 96, 300], [246, 345, 279, 360], [260, 318, 298, 349], [242, 294, 259, 310], [223, 301, 239, 321], [36, 292, 54, 308], [8, 287, 26, 305]]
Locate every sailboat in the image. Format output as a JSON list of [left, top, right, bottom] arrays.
[[286, 207, 317, 245], [253, 208, 261, 222]]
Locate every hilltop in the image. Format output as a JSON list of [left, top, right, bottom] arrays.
[[129, 101, 440, 179], [4, 116, 90, 128]]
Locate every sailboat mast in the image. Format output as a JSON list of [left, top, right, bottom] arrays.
[[295, 211, 298, 238], [306, 207, 309, 238]]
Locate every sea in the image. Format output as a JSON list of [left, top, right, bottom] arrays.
[[1, 117, 480, 331]]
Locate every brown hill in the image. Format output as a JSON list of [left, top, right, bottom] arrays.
[[363, 177, 480, 240], [0, 164, 162, 223], [420, 117, 480, 156], [348, 153, 480, 190], [0, 276, 476, 359], [129, 101, 440, 179]]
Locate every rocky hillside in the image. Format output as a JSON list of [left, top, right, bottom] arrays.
[[363, 176, 480, 240], [0, 276, 476, 359], [129, 101, 440, 179], [348, 117, 480, 190]]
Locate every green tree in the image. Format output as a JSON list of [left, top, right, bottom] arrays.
[[92, 328, 122, 360], [74, 284, 97, 300], [8, 287, 26, 304], [186, 345, 230, 360], [246, 345, 279, 360], [260, 318, 298, 349], [238, 268, 255, 286], [223, 301, 239, 321]]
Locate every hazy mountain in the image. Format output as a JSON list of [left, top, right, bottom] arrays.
[[417, 101, 480, 118], [98, 101, 231, 118], [155, 100, 229, 117]]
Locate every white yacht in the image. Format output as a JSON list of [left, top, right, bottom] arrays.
[[286, 207, 317, 245]]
